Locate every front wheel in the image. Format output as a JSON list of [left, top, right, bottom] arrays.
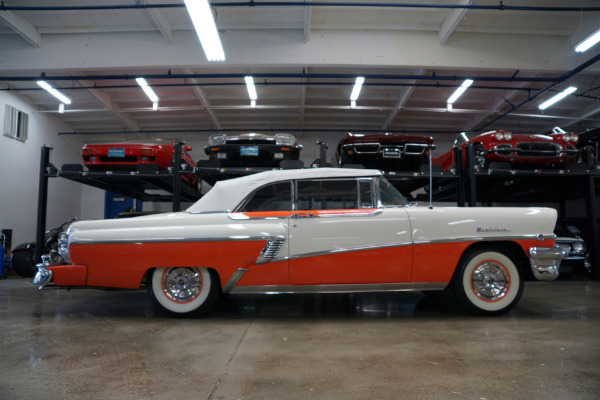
[[453, 248, 523, 316], [148, 267, 220, 317]]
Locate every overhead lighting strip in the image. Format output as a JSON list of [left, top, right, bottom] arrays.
[[538, 86, 577, 110], [184, 0, 225, 62], [245, 76, 257, 108], [36, 81, 71, 104], [136, 78, 159, 109], [350, 77, 364, 109], [575, 27, 600, 52], [447, 79, 473, 110]]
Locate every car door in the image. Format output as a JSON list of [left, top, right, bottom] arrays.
[[288, 178, 413, 285]]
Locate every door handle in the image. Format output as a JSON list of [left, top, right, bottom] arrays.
[[291, 212, 314, 219]]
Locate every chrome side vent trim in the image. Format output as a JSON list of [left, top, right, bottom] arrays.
[[256, 238, 285, 264]]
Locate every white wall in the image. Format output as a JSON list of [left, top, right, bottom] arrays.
[[0, 91, 98, 247]]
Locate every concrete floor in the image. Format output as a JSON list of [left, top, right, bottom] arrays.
[[0, 275, 599, 400]]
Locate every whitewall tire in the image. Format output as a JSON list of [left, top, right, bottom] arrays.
[[453, 248, 523, 316], [148, 267, 220, 317]]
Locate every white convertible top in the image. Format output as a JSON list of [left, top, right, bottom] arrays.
[[186, 168, 381, 213]]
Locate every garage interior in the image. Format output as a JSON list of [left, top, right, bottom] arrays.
[[1, 1, 600, 399]]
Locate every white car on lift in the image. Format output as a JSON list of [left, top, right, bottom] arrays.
[[35, 168, 564, 317]]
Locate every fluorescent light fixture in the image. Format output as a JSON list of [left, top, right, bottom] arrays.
[[245, 76, 257, 100], [251, 100, 256, 108], [446, 103, 453, 111], [350, 77, 365, 101], [575, 27, 600, 52], [152, 102, 158, 111], [184, 0, 225, 62], [351, 100, 357, 109], [136, 77, 159, 103], [447, 79, 473, 105], [538, 86, 577, 110], [36, 81, 71, 104], [58, 103, 65, 113]]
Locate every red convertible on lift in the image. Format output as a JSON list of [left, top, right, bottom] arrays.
[[434, 128, 580, 172], [81, 139, 198, 186]]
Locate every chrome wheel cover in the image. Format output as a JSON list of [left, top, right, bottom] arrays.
[[471, 262, 509, 301], [161, 268, 202, 303]]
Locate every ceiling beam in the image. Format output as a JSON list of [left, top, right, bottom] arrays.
[[0, 9, 41, 47], [438, 0, 471, 45], [381, 69, 424, 130], [184, 69, 222, 130], [303, 0, 312, 43], [69, 73, 142, 135], [143, 0, 173, 43]]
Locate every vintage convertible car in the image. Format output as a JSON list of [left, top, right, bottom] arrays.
[[34, 168, 564, 317], [434, 128, 580, 172], [204, 133, 302, 167], [336, 133, 435, 171], [81, 140, 197, 186]]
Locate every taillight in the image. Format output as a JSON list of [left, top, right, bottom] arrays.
[[82, 148, 95, 155], [140, 149, 153, 155]]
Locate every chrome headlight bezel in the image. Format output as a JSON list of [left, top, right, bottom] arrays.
[[572, 242, 585, 255], [208, 134, 227, 146], [274, 133, 296, 146], [57, 231, 70, 260]]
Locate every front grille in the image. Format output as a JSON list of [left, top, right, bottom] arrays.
[[228, 139, 273, 145], [516, 142, 561, 158], [353, 144, 380, 154], [98, 156, 139, 162]]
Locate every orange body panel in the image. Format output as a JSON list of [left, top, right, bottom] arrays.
[[290, 245, 412, 285], [54, 237, 553, 290], [48, 265, 87, 286], [68, 240, 268, 288]]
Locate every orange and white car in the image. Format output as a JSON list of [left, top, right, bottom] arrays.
[[34, 168, 564, 317]]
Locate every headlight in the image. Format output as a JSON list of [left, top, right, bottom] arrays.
[[208, 134, 227, 146], [503, 132, 512, 141], [572, 242, 585, 254], [563, 134, 571, 142], [274, 133, 295, 146], [571, 133, 579, 143], [57, 232, 69, 256], [494, 131, 504, 140]]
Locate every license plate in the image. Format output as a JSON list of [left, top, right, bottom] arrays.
[[383, 148, 401, 158], [108, 148, 125, 157], [240, 146, 259, 156]]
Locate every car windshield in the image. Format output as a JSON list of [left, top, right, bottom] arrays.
[[378, 177, 408, 207]]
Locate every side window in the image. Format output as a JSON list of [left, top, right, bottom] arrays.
[[358, 180, 374, 208], [238, 182, 292, 212], [297, 179, 371, 210]]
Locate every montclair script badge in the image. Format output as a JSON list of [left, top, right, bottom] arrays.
[[477, 227, 509, 233]]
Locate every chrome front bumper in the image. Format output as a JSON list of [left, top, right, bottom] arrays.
[[529, 246, 566, 281], [33, 254, 53, 287]]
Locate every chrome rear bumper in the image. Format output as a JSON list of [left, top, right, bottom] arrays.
[[529, 246, 565, 281]]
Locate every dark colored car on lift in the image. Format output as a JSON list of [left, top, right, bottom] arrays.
[[336, 133, 435, 171], [433, 128, 580, 172], [204, 133, 303, 168], [577, 126, 599, 169]]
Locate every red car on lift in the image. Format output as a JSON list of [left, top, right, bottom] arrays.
[[81, 140, 198, 186], [433, 128, 580, 172], [336, 133, 435, 171]]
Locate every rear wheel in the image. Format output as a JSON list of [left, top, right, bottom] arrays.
[[148, 267, 220, 317], [453, 248, 523, 316]]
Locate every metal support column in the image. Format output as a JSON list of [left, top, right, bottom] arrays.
[[454, 147, 465, 207], [466, 143, 477, 206], [35, 146, 51, 264], [586, 174, 600, 280], [172, 142, 182, 212]]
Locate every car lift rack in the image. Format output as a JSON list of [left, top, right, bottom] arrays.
[[36, 142, 599, 280]]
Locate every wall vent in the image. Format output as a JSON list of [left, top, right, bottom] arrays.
[[3, 105, 29, 142]]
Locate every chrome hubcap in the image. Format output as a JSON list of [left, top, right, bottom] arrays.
[[471, 262, 509, 301], [162, 268, 202, 303]]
